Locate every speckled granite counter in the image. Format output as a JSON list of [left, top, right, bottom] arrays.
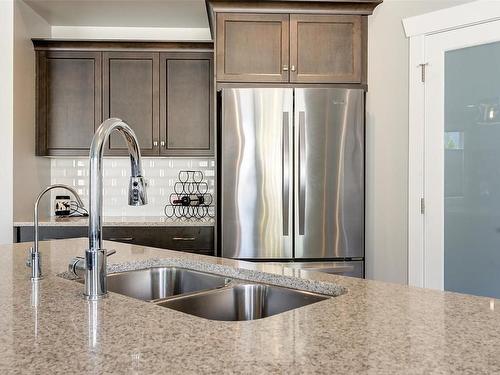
[[2, 238, 500, 374], [13, 215, 214, 227]]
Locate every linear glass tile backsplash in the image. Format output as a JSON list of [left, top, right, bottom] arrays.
[[50, 158, 215, 216]]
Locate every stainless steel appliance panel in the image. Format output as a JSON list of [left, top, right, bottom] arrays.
[[221, 88, 294, 259], [283, 261, 364, 278], [294, 88, 364, 259]]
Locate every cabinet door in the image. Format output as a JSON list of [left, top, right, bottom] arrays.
[[103, 52, 159, 156], [216, 13, 289, 82], [160, 53, 213, 156], [290, 15, 362, 83], [36, 51, 101, 156]]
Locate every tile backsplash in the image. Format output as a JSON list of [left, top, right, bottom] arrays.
[[50, 158, 215, 216]]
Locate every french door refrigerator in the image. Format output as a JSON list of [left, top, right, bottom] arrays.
[[220, 88, 364, 277]]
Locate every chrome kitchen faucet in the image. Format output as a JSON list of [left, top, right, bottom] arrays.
[[71, 118, 147, 300], [27, 184, 84, 281]]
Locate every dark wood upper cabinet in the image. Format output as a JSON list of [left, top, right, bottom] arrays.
[[290, 14, 362, 83], [214, 11, 366, 84], [36, 51, 101, 156], [34, 41, 214, 157], [160, 53, 214, 156], [216, 13, 289, 82], [103, 52, 159, 156]]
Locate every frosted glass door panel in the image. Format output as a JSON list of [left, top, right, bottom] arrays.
[[444, 41, 500, 298]]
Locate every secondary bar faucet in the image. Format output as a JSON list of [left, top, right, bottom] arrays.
[[27, 184, 84, 281], [84, 118, 147, 299]]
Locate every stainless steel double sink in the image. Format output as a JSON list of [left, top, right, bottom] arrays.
[[83, 267, 329, 321]]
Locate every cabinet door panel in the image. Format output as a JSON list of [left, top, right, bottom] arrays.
[[103, 52, 159, 155], [160, 53, 213, 156], [290, 15, 362, 83], [216, 13, 289, 82], [37, 51, 101, 156]]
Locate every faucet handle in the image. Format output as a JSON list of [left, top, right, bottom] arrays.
[[68, 249, 116, 278]]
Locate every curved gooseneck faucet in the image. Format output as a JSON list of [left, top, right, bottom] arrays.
[[28, 184, 84, 281], [84, 118, 147, 300]]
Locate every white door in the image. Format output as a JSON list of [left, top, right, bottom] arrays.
[[425, 20, 500, 297]]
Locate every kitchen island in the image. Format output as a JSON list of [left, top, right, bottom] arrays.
[[1, 238, 499, 374]]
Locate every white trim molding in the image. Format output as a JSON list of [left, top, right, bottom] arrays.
[[403, 0, 500, 37], [407, 34, 426, 287]]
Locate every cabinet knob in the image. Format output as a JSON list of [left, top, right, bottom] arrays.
[[153, 141, 158, 147], [161, 141, 165, 147], [282, 65, 289, 71], [291, 65, 296, 72]]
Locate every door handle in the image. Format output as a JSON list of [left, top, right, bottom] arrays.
[[282, 112, 290, 236], [298, 111, 306, 235]]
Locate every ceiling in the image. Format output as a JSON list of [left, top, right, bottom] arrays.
[[23, 0, 209, 29]]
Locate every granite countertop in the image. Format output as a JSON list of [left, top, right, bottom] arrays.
[[2, 239, 500, 374], [13, 216, 214, 227]]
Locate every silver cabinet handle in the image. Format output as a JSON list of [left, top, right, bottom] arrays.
[[153, 141, 158, 147], [298, 111, 306, 235], [173, 237, 196, 241], [161, 140, 165, 147], [107, 237, 134, 241], [291, 65, 296, 72], [282, 65, 289, 71], [282, 112, 290, 236]]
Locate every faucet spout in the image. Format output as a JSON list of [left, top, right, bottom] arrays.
[[28, 184, 84, 281], [85, 118, 147, 300]]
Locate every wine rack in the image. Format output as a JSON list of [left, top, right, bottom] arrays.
[[164, 170, 214, 220]]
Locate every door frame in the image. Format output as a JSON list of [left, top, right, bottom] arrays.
[[403, 1, 500, 288]]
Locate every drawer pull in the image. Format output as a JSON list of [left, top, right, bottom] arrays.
[[108, 237, 134, 241], [172, 237, 196, 241]]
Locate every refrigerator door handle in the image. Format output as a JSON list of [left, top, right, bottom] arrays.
[[282, 112, 290, 236], [298, 111, 306, 235]]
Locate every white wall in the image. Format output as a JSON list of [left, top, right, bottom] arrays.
[[24, 0, 211, 40], [365, 0, 472, 284], [0, 0, 14, 245], [50, 26, 211, 40], [13, 0, 52, 221]]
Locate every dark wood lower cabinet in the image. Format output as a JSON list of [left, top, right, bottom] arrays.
[[14, 226, 215, 256]]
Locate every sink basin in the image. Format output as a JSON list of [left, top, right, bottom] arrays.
[[103, 267, 230, 301], [157, 283, 329, 321]]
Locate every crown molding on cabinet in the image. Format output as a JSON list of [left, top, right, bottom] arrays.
[[205, 0, 381, 51]]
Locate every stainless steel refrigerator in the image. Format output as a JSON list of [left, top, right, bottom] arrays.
[[220, 87, 364, 277]]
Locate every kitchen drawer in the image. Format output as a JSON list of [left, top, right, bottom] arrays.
[[14, 226, 214, 256], [104, 227, 214, 255], [16, 226, 88, 242]]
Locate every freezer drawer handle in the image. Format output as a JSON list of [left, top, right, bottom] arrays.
[[173, 237, 196, 241], [282, 112, 290, 236], [298, 111, 306, 236]]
